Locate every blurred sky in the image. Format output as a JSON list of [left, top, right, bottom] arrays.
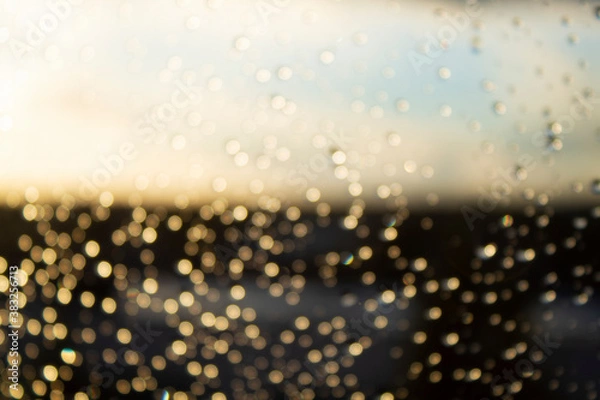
[[0, 0, 599, 209]]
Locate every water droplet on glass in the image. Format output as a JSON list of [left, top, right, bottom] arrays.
[[440, 105, 452, 117], [271, 95, 286, 110], [396, 99, 410, 112], [515, 166, 527, 181], [438, 67, 451, 80], [320, 50, 335, 65], [235, 36, 251, 51], [277, 66, 293, 80], [548, 136, 563, 151], [212, 177, 227, 193], [493, 101, 507, 115], [331, 150, 346, 165], [482, 80, 496, 92], [591, 179, 600, 194], [567, 33, 579, 44], [387, 132, 401, 146], [548, 121, 562, 135]]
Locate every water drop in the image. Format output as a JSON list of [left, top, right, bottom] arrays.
[[387, 132, 401, 146], [396, 99, 410, 112], [591, 179, 600, 194], [440, 105, 452, 117], [567, 33, 579, 44], [515, 166, 527, 181], [235, 36, 250, 51], [493, 101, 507, 115], [548, 136, 563, 151], [438, 67, 451, 80], [320, 50, 335, 65], [548, 121, 562, 135]]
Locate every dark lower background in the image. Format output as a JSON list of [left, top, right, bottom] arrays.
[[0, 202, 598, 400]]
